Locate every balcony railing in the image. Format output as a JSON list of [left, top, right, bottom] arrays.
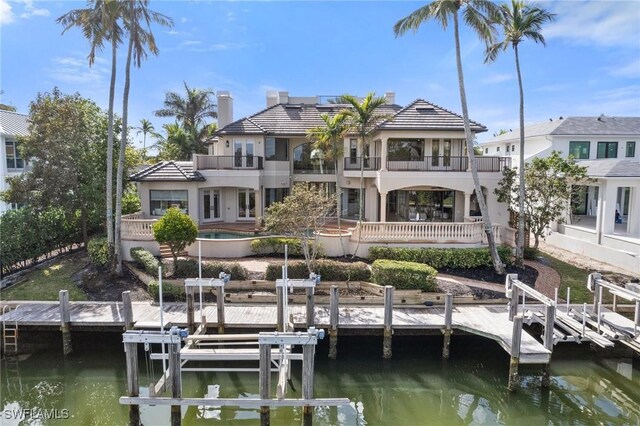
[[196, 155, 263, 170], [293, 162, 336, 174], [351, 221, 505, 245], [386, 156, 510, 172], [344, 157, 381, 171], [121, 212, 156, 241]]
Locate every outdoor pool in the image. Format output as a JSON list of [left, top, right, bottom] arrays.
[[197, 231, 260, 240]]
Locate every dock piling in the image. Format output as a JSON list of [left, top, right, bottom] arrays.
[[383, 286, 394, 359], [329, 286, 339, 359], [58, 290, 72, 356], [259, 343, 271, 426], [125, 341, 140, 425], [302, 342, 316, 425], [276, 286, 285, 332], [170, 337, 182, 426], [186, 287, 195, 334], [122, 291, 134, 331], [306, 287, 315, 328], [442, 293, 453, 359], [216, 286, 225, 334], [508, 314, 523, 391]]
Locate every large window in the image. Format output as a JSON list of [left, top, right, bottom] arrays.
[[5, 140, 24, 170], [626, 141, 636, 158], [386, 190, 455, 222], [265, 187, 289, 208], [388, 139, 424, 161], [569, 141, 590, 159], [150, 190, 188, 216], [265, 137, 289, 161], [202, 189, 220, 220], [341, 188, 363, 219], [597, 141, 618, 159]]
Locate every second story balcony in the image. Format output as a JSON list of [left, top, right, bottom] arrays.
[[386, 156, 510, 172], [293, 160, 336, 174], [344, 157, 382, 171], [195, 155, 263, 170]]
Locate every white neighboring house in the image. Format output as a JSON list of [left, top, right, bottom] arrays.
[[482, 116, 640, 275], [0, 110, 29, 213]]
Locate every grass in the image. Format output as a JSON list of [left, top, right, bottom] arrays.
[[0, 252, 88, 301]]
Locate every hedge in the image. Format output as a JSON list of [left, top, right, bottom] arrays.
[[265, 259, 371, 282], [130, 247, 161, 276], [172, 258, 248, 280], [250, 237, 323, 257], [371, 259, 438, 291], [87, 237, 110, 267], [148, 280, 185, 302], [368, 246, 512, 269]]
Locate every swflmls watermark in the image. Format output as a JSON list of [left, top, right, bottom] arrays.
[[2, 408, 70, 420]]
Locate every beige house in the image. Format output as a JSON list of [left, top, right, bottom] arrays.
[[0, 110, 29, 213], [124, 91, 513, 258]]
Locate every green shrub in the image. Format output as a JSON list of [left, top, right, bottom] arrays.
[[152, 207, 197, 262], [371, 259, 437, 291], [523, 247, 539, 260], [172, 258, 248, 280], [251, 237, 303, 256], [265, 259, 370, 281], [368, 246, 512, 269], [87, 237, 110, 267], [130, 247, 161, 276], [148, 279, 185, 301]]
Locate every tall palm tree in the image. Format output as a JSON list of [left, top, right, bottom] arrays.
[[339, 93, 393, 257], [394, 0, 505, 274], [135, 118, 155, 159], [58, 0, 123, 253], [485, 0, 555, 267], [307, 113, 349, 256], [114, 0, 172, 275], [155, 82, 217, 128]]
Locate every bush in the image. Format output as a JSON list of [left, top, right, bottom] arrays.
[[148, 279, 185, 302], [152, 207, 198, 262], [251, 237, 303, 256], [130, 247, 161, 276], [368, 246, 512, 269], [87, 237, 110, 267], [371, 259, 437, 291], [172, 258, 248, 280], [523, 247, 539, 260], [265, 259, 371, 282]]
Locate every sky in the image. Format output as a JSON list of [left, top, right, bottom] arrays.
[[1, 0, 639, 149]]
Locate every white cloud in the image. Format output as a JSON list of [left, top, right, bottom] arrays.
[[47, 55, 109, 85], [608, 57, 640, 79], [533, 83, 572, 93], [19, 0, 49, 19], [481, 73, 513, 84], [179, 40, 203, 47], [544, 1, 640, 47], [0, 0, 15, 24]]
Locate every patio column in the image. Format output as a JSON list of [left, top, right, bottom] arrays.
[[628, 186, 640, 235], [380, 192, 387, 222], [464, 192, 471, 219], [254, 188, 262, 227], [601, 181, 618, 237], [381, 137, 388, 171]]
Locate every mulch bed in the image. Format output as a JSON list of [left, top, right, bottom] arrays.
[[73, 263, 152, 301], [439, 265, 539, 287]]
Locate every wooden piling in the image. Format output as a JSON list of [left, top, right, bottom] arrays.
[[59, 290, 72, 356], [306, 287, 315, 328], [276, 286, 285, 332], [302, 342, 316, 425], [542, 304, 555, 388], [216, 287, 225, 334], [509, 284, 519, 321], [442, 293, 453, 359], [125, 341, 140, 426], [329, 286, 339, 360], [508, 315, 523, 391], [383, 286, 394, 359], [170, 339, 182, 426], [186, 287, 195, 334], [259, 343, 271, 426], [122, 291, 134, 331]]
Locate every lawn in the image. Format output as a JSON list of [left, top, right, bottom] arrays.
[[1, 252, 88, 301]]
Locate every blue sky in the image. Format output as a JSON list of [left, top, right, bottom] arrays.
[[1, 0, 639, 148]]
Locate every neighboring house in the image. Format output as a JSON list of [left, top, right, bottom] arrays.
[[482, 116, 640, 274], [0, 110, 29, 213], [125, 91, 513, 258]]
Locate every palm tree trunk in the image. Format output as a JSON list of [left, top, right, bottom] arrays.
[[353, 133, 366, 258], [114, 26, 134, 276], [453, 11, 505, 274], [335, 155, 346, 257], [514, 43, 526, 267], [106, 36, 117, 252]]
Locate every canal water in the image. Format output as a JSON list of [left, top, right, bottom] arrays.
[[1, 333, 639, 425]]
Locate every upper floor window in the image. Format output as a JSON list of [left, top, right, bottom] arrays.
[[569, 141, 590, 159], [485, 147, 488, 154], [5, 140, 24, 170], [388, 139, 424, 161], [597, 141, 618, 159], [349, 139, 357, 164], [511, 145, 515, 152], [506, 145, 510, 152], [626, 141, 636, 158], [265, 137, 289, 161], [496, 146, 500, 152]]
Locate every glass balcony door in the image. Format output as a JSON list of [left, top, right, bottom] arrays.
[[202, 189, 220, 222], [234, 140, 255, 168], [238, 189, 256, 219]]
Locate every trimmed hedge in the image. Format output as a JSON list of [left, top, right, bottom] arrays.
[[265, 259, 371, 282], [130, 247, 161, 276], [172, 258, 248, 280], [371, 259, 437, 291], [87, 237, 110, 267], [368, 246, 512, 269], [148, 280, 185, 302], [250, 237, 323, 257]]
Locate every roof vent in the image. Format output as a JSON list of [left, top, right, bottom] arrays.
[[416, 106, 436, 114]]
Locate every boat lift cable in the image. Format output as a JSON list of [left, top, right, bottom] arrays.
[[158, 266, 167, 375]]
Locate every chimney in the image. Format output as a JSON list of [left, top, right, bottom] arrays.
[[216, 91, 233, 129], [278, 91, 289, 104], [385, 91, 396, 105], [266, 91, 279, 107]]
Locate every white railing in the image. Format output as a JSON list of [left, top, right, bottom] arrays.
[[351, 222, 486, 243], [121, 212, 157, 241]]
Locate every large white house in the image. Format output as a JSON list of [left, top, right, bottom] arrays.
[[482, 116, 640, 275], [0, 110, 29, 213], [124, 91, 514, 258]]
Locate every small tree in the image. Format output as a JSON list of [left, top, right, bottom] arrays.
[[495, 151, 590, 249], [264, 183, 335, 273], [152, 207, 197, 264]]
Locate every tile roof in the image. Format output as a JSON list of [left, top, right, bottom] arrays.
[[217, 99, 486, 136], [576, 159, 640, 178], [129, 161, 205, 182], [484, 116, 640, 144], [0, 110, 29, 137]]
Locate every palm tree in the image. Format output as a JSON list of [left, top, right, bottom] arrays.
[[58, 0, 123, 253], [135, 118, 155, 159], [485, 0, 555, 267], [394, 0, 506, 274], [114, 0, 172, 275], [155, 82, 217, 130], [307, 113, 349, 256], [339, 93, 393, 257]]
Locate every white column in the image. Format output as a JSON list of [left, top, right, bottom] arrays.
[[254, 187, 262, 227], [464, 192, 471, 219], [380, 192, 387, 222], [601, 181, 618, 236], [381, 137, 388, 171], [628, 186, 640, 235]]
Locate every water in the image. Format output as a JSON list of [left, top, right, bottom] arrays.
[[197, 231, 258, 240], [1, 334, 639, 425]]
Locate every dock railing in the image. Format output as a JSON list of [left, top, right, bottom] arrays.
[[588, 273, 640, 337]]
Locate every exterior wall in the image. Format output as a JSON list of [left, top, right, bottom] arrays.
[[0, 133, 27, 213]]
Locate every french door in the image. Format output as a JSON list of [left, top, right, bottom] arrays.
[[202, 189, 220, 222], [238, 189, 255, 219], [234, 140, 255, 168]]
